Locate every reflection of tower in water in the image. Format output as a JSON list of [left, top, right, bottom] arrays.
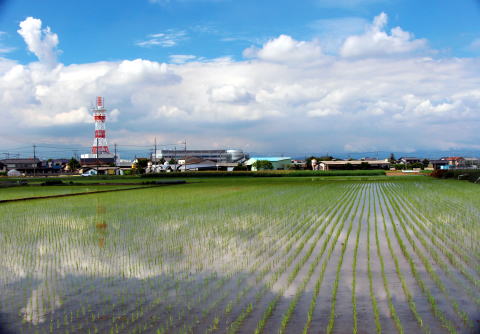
[[95, 200, 107, 248]]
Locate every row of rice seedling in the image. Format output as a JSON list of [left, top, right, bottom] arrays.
[[269, 184, 366, 334], [376, 183, 457, 333], [228, 185, 361, 333], [175, 186, 345, 333], [1, 178, 478, 333], [385, 184, 480, 307], [325, 184, 366, 334], [302, 184, 365, 333], [366, 188, 382, 333], [382, 185, 474, 327], [386, 182, 480, 285], [395, 181, 479, 263], [227, 183, 363, 334]]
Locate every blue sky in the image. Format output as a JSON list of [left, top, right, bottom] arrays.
[[2, 0, 479, 63], [0, 0, 479, 157]]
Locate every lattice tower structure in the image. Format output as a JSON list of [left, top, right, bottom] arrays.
[[91, 96, 110, 155]]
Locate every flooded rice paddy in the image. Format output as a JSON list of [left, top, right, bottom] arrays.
[[0, 178, 478, 333]]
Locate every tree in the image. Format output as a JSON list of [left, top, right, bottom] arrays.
[[422, 159, 430, 168], [252, 160, 273, 170], [67, 157, 80, 171], [168, 158, 177, 165], [360, 162, 370, 170], [158, 157, 166, 164], [389, 153, 396, 164]]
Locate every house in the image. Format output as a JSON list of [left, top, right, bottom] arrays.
[[399, 157, 421, 164], [0, 158, 41, 175], [245, 157, 292, 171], [441, 157, 465, 167], [291, 159, 307, 169], [319, 160, 390, 171], [463, 157, 480, 168], [428, 160, 449, 170], [178, 157, 218, 171]]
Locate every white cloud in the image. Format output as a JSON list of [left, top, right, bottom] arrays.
[[316, 0, 387, 9], [0, 31, 15, 54], [1, 16, 480, 154], [17, 17, 59, 66], [469, 38, 480, 51], [340, 12, 427, 58], [169, 54, 196, 64], [244, 34, 323, 64], [209, 85, 255, 105], [136, 29, 187, 47], [310, 17, 368, 53]]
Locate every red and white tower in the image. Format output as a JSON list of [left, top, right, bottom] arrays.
[[91, 96, 110, 155]]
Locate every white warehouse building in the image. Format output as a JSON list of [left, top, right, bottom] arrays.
[[154, 149, 247, 163]]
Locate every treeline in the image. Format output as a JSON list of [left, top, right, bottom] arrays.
[[141, 170, 386, 178]]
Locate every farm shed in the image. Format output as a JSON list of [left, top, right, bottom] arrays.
[[245, 157, 292, 171]]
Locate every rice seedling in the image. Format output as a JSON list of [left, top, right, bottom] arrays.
[[0, 177, 478, 333]]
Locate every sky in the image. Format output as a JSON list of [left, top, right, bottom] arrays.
[[0, 0, 480, 158]]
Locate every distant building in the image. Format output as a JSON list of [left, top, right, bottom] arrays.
[[319, 160, 390, 171], [154, 149, 247, 163], [80, 156, 115, 167], [441, 157, 465, 167], [245, 157, 292, 171], [463, 157, 480, 168], [178, 157, 218, 171], [0, 158, 41, 175], [399, 157, 421, 164], [428, 160, 449, 170]]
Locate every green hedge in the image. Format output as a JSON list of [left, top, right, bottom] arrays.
[[141, 170, 386, 178], [431, 169, 480, 183]]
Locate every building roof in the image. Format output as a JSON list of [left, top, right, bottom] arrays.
[[399, 157, 421, 160], [320, 160, 390, 165], [245, 157, 292, 165], [442, 156, 464, 161], [181, 157, 216, 165], [0, 158, 40, 164], [247, 157, 291, 161]]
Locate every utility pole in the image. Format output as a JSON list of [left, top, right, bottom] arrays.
[[114, 143, 117, 167], [96, 138, 99, 175], [154, 137, 157, 166], [183, 140, 187, 171], [33, 144, 36, 177]]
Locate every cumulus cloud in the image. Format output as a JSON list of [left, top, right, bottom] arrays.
[[17, 17, 59, 66], [1, 15, 480, 154], [244, 34, 323, 64], [340, 12, 427, 58], [209, 85, 255, 105]]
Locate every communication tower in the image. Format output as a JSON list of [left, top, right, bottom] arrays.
[[91, 97, 110, 155]]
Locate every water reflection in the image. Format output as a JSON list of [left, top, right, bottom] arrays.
[[0, 196, 261, 333], [95, 201, 107, 249]]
